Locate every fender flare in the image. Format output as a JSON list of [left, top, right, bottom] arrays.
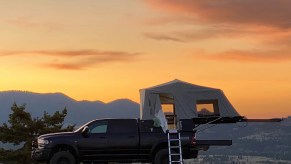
[[49, 140, 79, 158]]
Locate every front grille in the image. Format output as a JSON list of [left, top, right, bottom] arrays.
[[32, 139, 38, 148]]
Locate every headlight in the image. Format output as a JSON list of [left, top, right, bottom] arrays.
[[38, 138, 49, 147]]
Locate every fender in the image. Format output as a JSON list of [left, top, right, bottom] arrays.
[[49, 139, 80, 157], [150, 140, 168, 157]]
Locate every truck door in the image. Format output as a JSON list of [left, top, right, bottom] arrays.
[[107, 119, 139, 160], [78, 120, 109, 161]]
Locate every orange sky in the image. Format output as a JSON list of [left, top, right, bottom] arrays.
[[0, 0, 290, 118]]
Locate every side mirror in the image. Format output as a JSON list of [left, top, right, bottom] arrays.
[[81, 126, 89, 137]]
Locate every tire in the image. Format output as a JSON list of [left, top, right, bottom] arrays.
[[154, 149, 180, 164], [49, 151, 76, 164]]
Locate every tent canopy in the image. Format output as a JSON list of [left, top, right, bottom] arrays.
[[140, 79, 240, 121]]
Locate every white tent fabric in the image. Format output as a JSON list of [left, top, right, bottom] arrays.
[[140, 79, 240, 121]]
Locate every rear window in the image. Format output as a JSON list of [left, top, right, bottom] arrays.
[[139, 120, 164, 133], [108, 119, 137, 134]]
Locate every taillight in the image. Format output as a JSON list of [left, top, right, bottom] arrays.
[[191, 134, 196, 145]]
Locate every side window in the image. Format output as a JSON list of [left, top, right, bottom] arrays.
[[89, 121, 108, 134], [196, 100, 220, 117], [108, 120, 137, 134]]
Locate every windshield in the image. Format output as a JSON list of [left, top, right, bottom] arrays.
[[74, 120, 95, 132]]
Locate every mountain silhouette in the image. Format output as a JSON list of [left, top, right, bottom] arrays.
[[0, 91, 140, 126]]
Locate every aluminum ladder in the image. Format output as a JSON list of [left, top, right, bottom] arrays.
[[167, 129, 183, 164]]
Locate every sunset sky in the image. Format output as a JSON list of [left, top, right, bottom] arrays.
[[0, 0, 290, 118]]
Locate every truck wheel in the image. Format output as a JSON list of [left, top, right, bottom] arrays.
[[49, 151, 76, 164], [154, 149, 179, 164]]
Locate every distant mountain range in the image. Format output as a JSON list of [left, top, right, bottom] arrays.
[[0, 91, 140, 126]]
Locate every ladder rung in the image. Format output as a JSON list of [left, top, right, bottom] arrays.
[[168, 130, 179, 133], [169, 139, 180, 141], [168, 137, 179, 139], [170, 153, 181, 156], [170, 146, 181, 148], [170, 161, 183, 163]]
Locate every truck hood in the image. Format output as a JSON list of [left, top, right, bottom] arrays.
[[39, 132, 75, 139]]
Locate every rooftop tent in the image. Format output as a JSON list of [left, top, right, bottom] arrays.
[[140, 79, 240, 123]]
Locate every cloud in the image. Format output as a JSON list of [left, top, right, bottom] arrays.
[[143, 32, 185, 42], [4, 17, 60, 31], [0, 49, 141, 70], [144, 1, 291, 63], [262, 33, 291, 49], [194, 49, 291, 63], [146, 0, 291, 29], [43, 63, 84, 70], [0, 49, 139, 57], [143, 26, 263, 42]]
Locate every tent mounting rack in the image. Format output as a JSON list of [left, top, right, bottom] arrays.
[[192, 116, 282, 125]]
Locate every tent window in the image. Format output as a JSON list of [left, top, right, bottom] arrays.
[[161, 104, 176, 129], [196, 100, 220, 117]]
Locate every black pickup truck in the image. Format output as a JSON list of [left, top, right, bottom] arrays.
[[32, 118, 231, 164]]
